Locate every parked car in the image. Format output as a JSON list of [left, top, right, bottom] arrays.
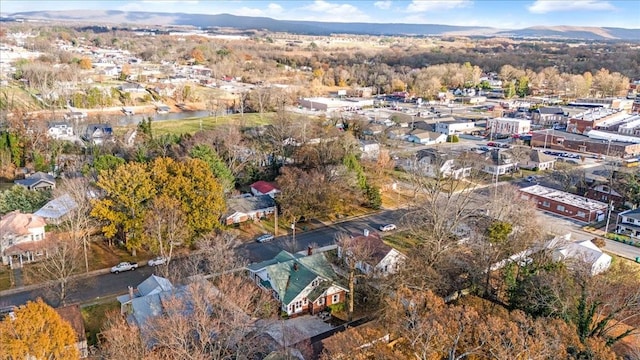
[[525, 176, 537, 183], [148, 256, 167, 267], [379, 224, 397, 232], [256, 234, 275, 243], [110, 262, 138, 274]]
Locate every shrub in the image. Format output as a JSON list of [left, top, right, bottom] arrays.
[[591, 237, 606, 248]]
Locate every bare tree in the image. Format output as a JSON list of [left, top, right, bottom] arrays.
[[335, 232, 376, 321], [142, 194, 189, 276], [25, 238, 82, 306], [53, 177, 95, 272]]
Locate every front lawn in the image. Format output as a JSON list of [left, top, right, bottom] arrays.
[[382, 231, 420, 253], [81, 300, 120, 346]]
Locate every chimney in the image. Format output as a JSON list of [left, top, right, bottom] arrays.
[[307, 245, 313, 256], [128, 286, 134, 300], [293, 263, 298, 271], [364, 229, 370, 237]]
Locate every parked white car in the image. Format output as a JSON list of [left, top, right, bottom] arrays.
[[256, 234, 275, 243], [148, 256, 168, 267], [110, 262, 138, 274], [379, 224, 397, 232]]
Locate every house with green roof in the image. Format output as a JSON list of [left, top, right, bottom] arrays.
[[246, 250, 348, 316]]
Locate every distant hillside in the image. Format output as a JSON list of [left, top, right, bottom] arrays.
[[496, 26, 640, 40], [7, 10, 640, 41]]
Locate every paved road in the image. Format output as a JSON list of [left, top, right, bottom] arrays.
[[1, 210, 407, 308], [235, 209, 408, 263], [0, 266, 156, 308]]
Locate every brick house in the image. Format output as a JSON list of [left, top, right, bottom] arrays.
[[584, 184, 624, 208], [246, 250, 348, 316], [519, 185, 608, 223]]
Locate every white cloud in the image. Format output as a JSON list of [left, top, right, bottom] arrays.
[[407, 0, 472, 12], [298, 0, 370, 22], [267, 3, 283, 13], [374, 1, 392, 10], [527, 0, 615, 14]]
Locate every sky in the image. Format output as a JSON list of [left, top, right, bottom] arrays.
[[1, 0, 639, 29]]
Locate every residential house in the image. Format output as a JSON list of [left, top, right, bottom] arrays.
[[337, 234, 406, 277], [518, 149, 556, 171], [435, 120, 476, 135], [34, 194, 77, 224], [584, 184, 624, 208], [118, 82, 146, 93], [55, 305, 89, 358], [386, 128, 409, 141], [359, 140, 380, 159], [407, 130, 447, 145], [519, 185, 607, 223], [487, 117, 531, 135], [250, 181, 281, 198], [84, 124, 113, 144], [64, 111, 87, 121], [409, 149, 472, 179], [552, 239, 612, 275], [14, 171, 56, 191], [532, 107, 566, 126], [47, 122, 74, 139], [117, 274, 175, 327], [226, 195, 277, 225], [247, 250, 348, 316], [0, 211, 48, 267], [616, 208, 640, 238], [479, 149, 517, 176]]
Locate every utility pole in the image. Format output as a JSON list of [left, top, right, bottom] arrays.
[[604, 200, 614, 237]]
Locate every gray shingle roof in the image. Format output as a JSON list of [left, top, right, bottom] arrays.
[[227, 195, 276, 214]]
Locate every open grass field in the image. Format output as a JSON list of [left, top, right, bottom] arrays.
[[382, 231, 420, 253], [148, 112, 275, 136]]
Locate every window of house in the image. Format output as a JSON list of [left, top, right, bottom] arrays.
[[317, 297, 324, 305], [557, 205, 565, 212], [303, 298, 308, 306], [332, 294, 339, 303], [542, 201, 550, 207], [577, 211, 586, 218], [312, 279, 320, 287]]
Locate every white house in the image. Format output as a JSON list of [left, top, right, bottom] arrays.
[[338, 234, 407, 277], [408, 149, 472, 179], [487, 117, 531, 136], [552, 239, 612, 275], [34, 194, 78, 224], [359, 140, 380, 159], [435, 120, 476, 135], [407, 130, 447, 145], [250, 181, 281, 198], [47, 122, 74, 139], [616, 208, 640, 238], [479, 149, 517, 175], [0, 211, 48, 267]]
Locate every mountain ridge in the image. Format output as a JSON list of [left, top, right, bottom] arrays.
[[6, 10, 640, 41]]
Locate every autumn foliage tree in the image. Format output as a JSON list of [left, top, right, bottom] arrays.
[[0, 298, 79, 360], [91, 158, 226, 254]]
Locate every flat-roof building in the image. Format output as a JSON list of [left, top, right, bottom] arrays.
[[519, 185, 607, 223]]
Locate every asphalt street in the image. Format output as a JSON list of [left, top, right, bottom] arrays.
[[0, 266, 156, 308], [0, 210, 408, 308]]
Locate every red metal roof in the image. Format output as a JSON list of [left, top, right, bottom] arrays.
[[251, 181, 279, 194]]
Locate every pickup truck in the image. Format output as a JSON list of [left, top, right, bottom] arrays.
[[110, 262, 138, 274]]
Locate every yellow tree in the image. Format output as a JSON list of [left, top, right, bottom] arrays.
[[79, 57, 92, 70], [0, 298, 79, 360], [91, 162, 156, 255], [150, 157, 225, 239]]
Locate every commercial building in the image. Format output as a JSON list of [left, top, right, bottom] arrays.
[[486, 117, 530, 135], [519, 185, 608, 223]]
